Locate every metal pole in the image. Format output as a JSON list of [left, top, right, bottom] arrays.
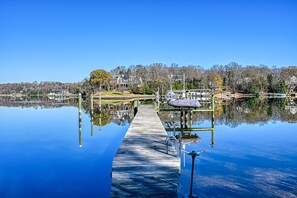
[[186, 150, 206, 197], [187, 151, 201, 197], [190, 154, 195, 197]]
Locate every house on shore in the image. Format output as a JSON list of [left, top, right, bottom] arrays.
[[110, 75, 142, 91]]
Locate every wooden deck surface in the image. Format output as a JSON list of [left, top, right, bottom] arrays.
[[111, 105, 180, 198]]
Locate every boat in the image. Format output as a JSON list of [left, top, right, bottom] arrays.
[[168, 99, 201, 108], [276, 93, 286, 98]]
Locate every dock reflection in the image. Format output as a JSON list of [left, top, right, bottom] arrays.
[[77, 95, 135, 147], [164, 110, 215, 168]]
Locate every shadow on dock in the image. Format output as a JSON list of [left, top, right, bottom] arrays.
[[111, 105, 180, 197]]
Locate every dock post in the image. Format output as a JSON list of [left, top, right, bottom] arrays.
[[185, 111, 188, 128], [99, 96, 102, 113], [158, 100, 160, 111], [211, 109, 215, 148], [133, 100, 139, 116], [99, 83, 102, 113], [78, 93, 82, 147], [90, 94, 93, 110], [91, 94, 94, 136], [211, 90, 215, 111], [211, 129, 215, 148], [178, 132, 182, 158], [180, 110, 184, 129], [78, 93, 82, 110], [211, 110, 215, 128], [189, 110, 193, 128]]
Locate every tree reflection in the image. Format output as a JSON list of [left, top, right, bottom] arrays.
[[92, 109, 112, 127], [159, 98, 296, 128]]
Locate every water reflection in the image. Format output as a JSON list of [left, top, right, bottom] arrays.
[[161, 98, 297, 167], [1, 96, 295, 123], [163, 110, 215, 170], [0, 95, 77, 108], [77, 96, 134, 147], [0, 96, 296, 197], [159, 98, 297, 129], [285, 98, 297, 115], [158, 97, 297, 197]]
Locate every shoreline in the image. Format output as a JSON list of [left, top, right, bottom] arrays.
[[0, 92, 295, 99]]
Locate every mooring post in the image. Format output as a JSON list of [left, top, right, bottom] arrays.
[[91, 94, 94, 113], [133, 100, 139, 116], [211, 89, 215, 111], [211, 110, 214, 128], [211, 108, 215, 148], [185, 111, 188, 128], [99, 84, 102, 113], [78, 93, 82, 110], [211, 129, 215, 148], [99, 113, 102, 132], [178, 132, 182, 157], [180, 110, 184, 129], [189, 110, 193, 128], [91, 94, 94, 136], [78, 93, 82, 147], [91, 119, 94, 136]]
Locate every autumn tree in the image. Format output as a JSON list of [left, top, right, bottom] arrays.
[[213, 75, 223, 92], [90, 69, 112, 90]]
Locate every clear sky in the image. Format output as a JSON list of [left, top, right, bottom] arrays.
[[0, 0, 296, 83]]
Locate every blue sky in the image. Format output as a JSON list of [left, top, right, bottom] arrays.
[[0, 0, 296, 83]]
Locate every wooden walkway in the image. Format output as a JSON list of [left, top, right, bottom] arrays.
[[111, 105, 180, 198]]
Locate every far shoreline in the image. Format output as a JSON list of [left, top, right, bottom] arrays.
[[1, 92, 295, 100]]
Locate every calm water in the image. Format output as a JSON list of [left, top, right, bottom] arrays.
[[0, 98, 131, 198], [159, 98, 297, 197], [0, 97, 296, 197]]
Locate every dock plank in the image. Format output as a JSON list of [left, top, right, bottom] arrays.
[[111, 105, 180, 197]]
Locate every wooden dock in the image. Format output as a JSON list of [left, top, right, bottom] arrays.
[[111, 105, 180, 197]]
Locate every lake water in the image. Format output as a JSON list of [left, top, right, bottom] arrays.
[[0, 98, 132, 198], [0, 97, 296, 197]]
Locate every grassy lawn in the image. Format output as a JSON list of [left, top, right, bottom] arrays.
[[94, 90, 151, 97]]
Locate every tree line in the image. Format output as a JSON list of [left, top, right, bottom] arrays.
[[87, 63, 296, 94], [0, 81, 81, 95], [0, 63, 296, 95]]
